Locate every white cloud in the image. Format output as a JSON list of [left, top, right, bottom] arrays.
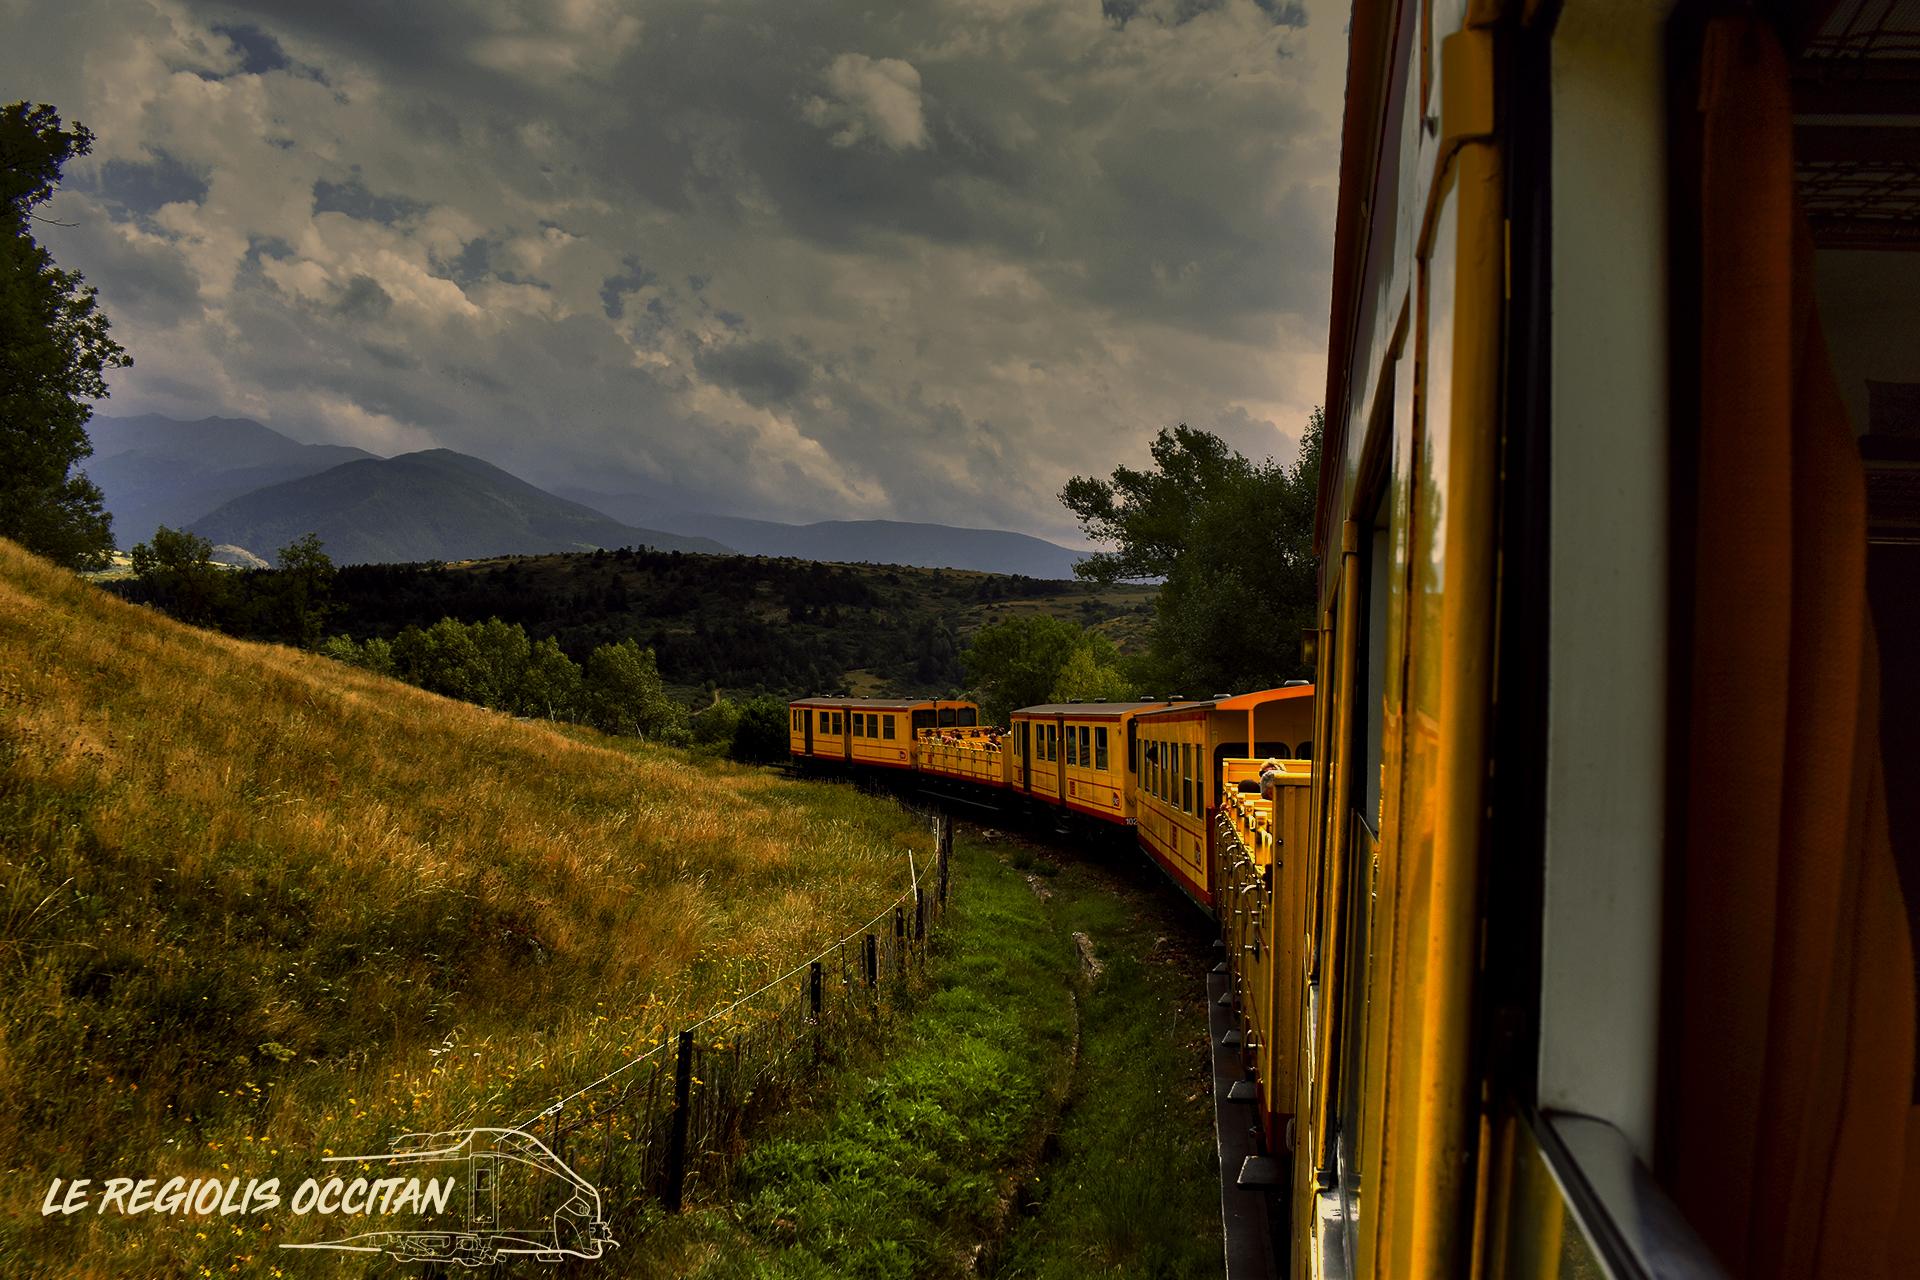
[[803, 53, 930, 152]]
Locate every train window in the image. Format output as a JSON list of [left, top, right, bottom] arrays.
[[1182, 743, 1194, 813], [882, 716, 895, 740], [1066, 727, 1079, 766], [1048, 724, 1059, 762], [1359, 520, 1389, 834], [833, 712, 843, 734], [958, 707, 977, 727], [939, 708, 957, 727], [1094, 727, 1108, 771], [1078, 726, 1091, 768], [913, 709, 935, 733], [1298, 740, 1313, 761]]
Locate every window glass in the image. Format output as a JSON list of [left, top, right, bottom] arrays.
[[913, 709, 935, 732], [1182, 742, 1194, 813], [1050, 725, 1058, 761], [883, 716, 895, 740], [958, 706, 977, 726], [1095, 726, 1109, 771], [1078, 726, 1091, 768], [1066, 726, 1079, 766], [939, 707, 957, 727]]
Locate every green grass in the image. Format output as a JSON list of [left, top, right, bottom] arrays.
[[0, 539, 932, 1278], [633, 831, 1222, 1280]]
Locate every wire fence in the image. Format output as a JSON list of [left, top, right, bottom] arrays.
[[520, 810, 956, 1231]]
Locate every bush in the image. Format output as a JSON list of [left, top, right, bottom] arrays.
[[692, 696, 742, 749], [584, 638, 683, 739], [730, 695, 792, 763]]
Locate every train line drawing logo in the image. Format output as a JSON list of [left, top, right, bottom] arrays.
[[279, 1126, 614, 1267]]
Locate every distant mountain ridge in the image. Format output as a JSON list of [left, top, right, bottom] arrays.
[[561, 489, 1087, 580], [189, 450, 732, 565], [85, 412, 1083, 575], [85, 413, 376, 548]]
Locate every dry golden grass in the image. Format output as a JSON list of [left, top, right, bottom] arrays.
[[0, 539, 928, 1277]]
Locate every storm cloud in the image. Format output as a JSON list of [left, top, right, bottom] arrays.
[[11, 0, 1344, 541]]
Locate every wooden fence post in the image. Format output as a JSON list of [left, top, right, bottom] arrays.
[[938, 815, 951, 906], [894, 905, 906, 983], [664, 1030, 694, 1212]]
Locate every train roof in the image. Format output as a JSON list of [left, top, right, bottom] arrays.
[[788, 696, 974, 709], [1131, 685, 1315, 719], [1010, 700, 1179, 717]]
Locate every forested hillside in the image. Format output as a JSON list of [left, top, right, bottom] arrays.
[[320, 548, 1155, 697]]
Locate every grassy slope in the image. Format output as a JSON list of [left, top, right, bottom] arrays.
[[638, 831, 1221, 1280], [0, 538, 928, 1277]]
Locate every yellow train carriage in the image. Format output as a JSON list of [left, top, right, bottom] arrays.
[[1008, 701, 1169, 824], [1280, 1, 1918, 1276], [787, 697, 978, 768], [1217, 758, 1312, 1157], [1133, 687, 1315, 907], [916, 724, 1011, 788]]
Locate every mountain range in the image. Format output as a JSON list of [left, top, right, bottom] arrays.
[[187, 449, 728, 565], [82, 413, 1087, 576], [85, 413, 375, 549], [559, 491, 1087, 580]]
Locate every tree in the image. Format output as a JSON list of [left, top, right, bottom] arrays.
[[392, 618, 492, 704], [0, 102, 131, 568], [1048, 634, 1136, 704], [729, 695, 791, 762], [691, 695, 741, 749], [518, 636, 583, 720], [249, 533, 338, 648], [1061, 412, 1321, 694], [583, 638, 682, 739], [961, 614, 1086, 723], [128, 526, 230, 626]]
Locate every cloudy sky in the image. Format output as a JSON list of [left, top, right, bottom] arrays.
[[11, 0, 1346, 544]]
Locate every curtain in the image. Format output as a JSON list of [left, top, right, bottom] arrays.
[[1669, 15, 1915, 1279]]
